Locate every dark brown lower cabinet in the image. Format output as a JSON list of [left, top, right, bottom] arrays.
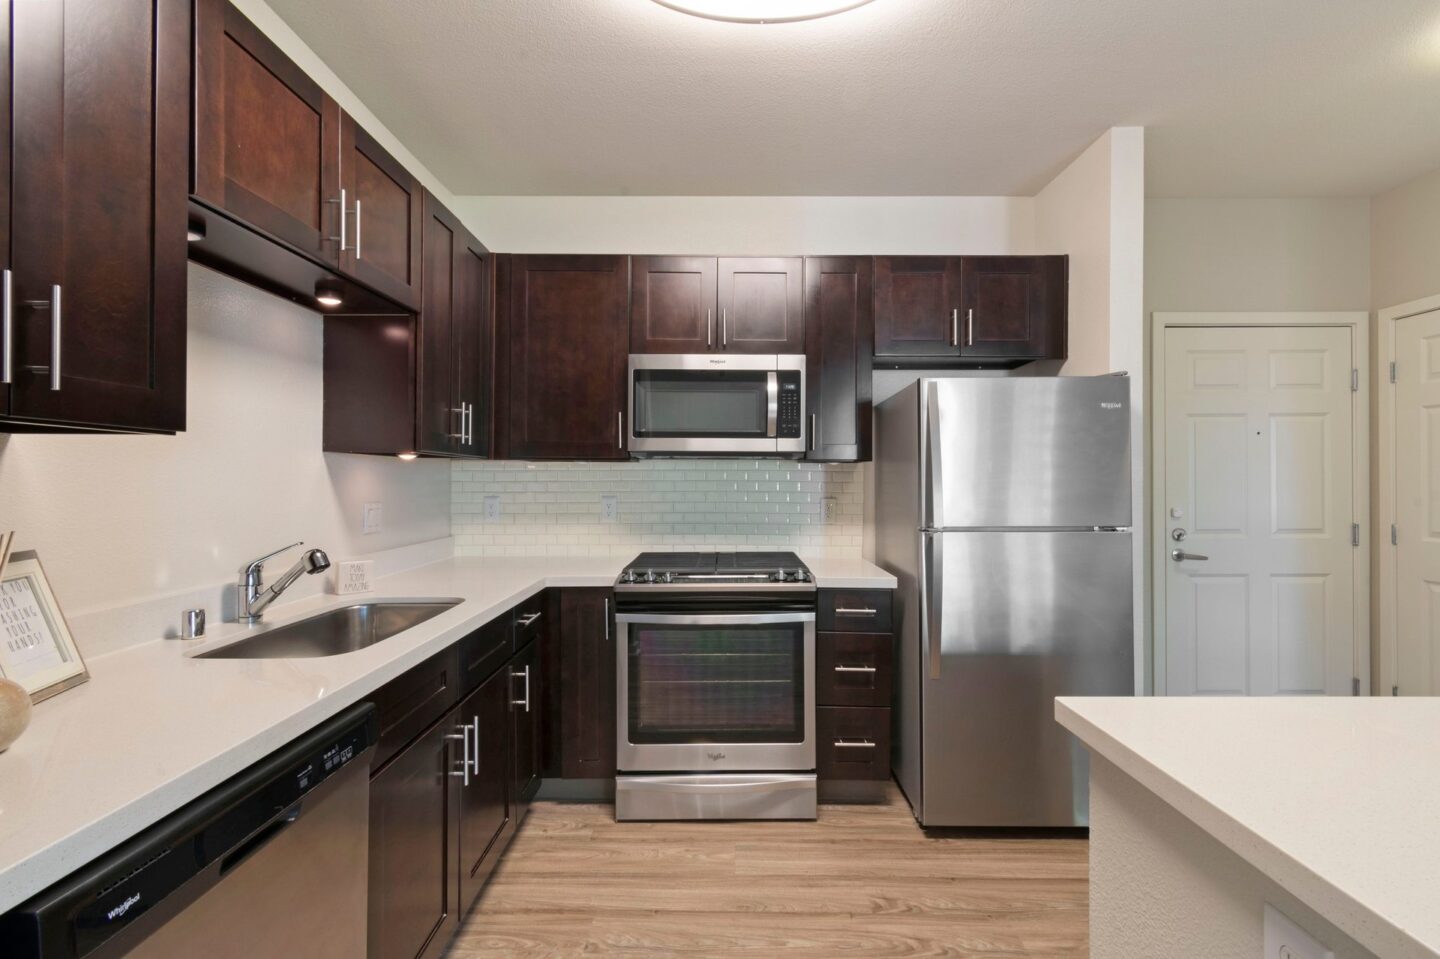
[[368, 707, 464, 959], [509, 640, 544, 819], [815, 589, 897, 789], [458, 667, 512, 910], [558, 589, 616, 778]]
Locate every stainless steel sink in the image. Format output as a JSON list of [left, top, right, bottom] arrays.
[[197, 600, 463, 659]]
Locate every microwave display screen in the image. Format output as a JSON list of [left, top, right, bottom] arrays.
[[633, 371, 770, 438]]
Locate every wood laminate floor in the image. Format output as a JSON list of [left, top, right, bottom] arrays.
[[448, 785, 1089, 958]]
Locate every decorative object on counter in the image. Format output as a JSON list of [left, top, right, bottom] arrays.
[[180, 608, 206, 640], [334, 560, 374, 595], [0, 550, 89, 703], [0, 676, 31, 752]]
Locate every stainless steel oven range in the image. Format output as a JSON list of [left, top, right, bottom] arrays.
[[614, 551, 817, 821]]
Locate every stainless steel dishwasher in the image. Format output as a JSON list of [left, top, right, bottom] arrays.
[[2, 703, 377, 959]]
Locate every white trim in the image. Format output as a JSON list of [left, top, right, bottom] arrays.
[[1150, 312, 1371, 696], [1375, 293, 1440, 697]]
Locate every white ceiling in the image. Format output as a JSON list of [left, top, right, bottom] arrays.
[[266, 0, 1440, 197]]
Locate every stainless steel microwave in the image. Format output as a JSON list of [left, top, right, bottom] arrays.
[[627, 354, 806, 456]]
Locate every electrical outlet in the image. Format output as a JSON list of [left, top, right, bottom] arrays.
[[483, 495, 502, 523], [334, 560, 374, 595], [1264, 905, 1333, 959], [600, 495, 619, 523], [821, 497, 838, 524], [362, 502, 383, 535]]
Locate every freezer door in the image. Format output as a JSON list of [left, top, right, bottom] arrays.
[[924, 376, 1131, 529], [920, 530, 1133, 827]]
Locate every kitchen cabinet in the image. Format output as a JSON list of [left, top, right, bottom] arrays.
[[509, 639, 544, 817], [194, 0, 341, 265], [630, 256, 718, 353], [718, 257, 804, 353], [558, 589, 617, 779], [368, 707, 464, 959], [497, 254, 629, 460], [803, 257, 873, 462], [816, 588, 896, 790], [1, 0, 189, 433], [457, 668, 511, 911], [340, 114, 423, 311], [874, 255, 1067, 366]]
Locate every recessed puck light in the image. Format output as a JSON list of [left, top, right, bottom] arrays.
[[314, 280, 344, 308], [651, 0, 876, 23]]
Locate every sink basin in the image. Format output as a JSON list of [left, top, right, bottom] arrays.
[[197, 600, 463, 659]]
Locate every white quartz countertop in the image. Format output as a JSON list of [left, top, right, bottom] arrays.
[[0, 553, 893, 912], [1057, 696, 1440, 959]]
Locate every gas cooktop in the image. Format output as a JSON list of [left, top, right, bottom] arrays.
[[616, 551, 813, 589]]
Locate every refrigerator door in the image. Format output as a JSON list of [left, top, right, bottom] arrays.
[[920, 529, 1133, 827], [924, 376, 1131, 530]]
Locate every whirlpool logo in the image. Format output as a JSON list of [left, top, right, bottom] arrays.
[[1099, 402, 1122, 410], [107, 893, 142, 922]]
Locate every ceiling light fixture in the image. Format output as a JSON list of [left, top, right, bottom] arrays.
[[651, 0, 875, 23]]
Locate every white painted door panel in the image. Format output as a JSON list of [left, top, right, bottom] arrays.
[[1164, 327, 1355, 696], [1393, 309, 1440, 696]]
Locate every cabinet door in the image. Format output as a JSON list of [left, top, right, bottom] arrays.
[[873, 256, 962, 357], [630, 256, 717, 353], [455, 230, 493, 458], [342, 114, 423, 311], [718, 257, 803, 353], [803, 257, 873, 462], [417, 193, 459, 456], [457, 668, 511, 911], [194, 0, 341, 265], [499, 255, 629, 460], [958, 256, 1067, 360], [368, 709, 463, 959], [6, 0, 188, 432], [559, 589, 616, 778], [509, 641, 543, 816]]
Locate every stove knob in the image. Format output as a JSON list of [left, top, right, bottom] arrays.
[[661, 571, 674, 584], [644, 569, 657, 584], [622, 570, 638, 584]]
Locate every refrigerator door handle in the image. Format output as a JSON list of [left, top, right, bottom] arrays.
[[922, 532, 943, 679], [925, 383, 945, 529]]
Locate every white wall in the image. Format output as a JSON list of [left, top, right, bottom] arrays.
[[1371, 166, 1440, 311], [0, 266, 452, 654]]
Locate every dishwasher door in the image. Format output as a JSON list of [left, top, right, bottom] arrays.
[[127, 758, 369, 959]]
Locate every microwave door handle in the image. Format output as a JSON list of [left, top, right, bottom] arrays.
[[766, 371, 778, 438]]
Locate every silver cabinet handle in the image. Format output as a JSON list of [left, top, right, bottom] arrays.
[[511, 665, 531, 712], [469, 714, 481, 776], [834, 665, 877, 674], [354, 199, 362, 260], [834, 739, 876, 749], [446, 724, 473, 785], [834, 607, 878, 615], [951, 308, 958, 347], [25, 285, 61, 390], [450, 405, 466, 441], [1, 269, 11, 384], [1171, 549, 1209, 562], [604, 598, 610, 642], [707, 308, 713, 348], [966, 308, 974, 347], [465, 402, 473, 446], [327, 188, 347, 250], [722, 307, 728, 347], [517, 611, 542, 627], [809, 413, 817, 452]]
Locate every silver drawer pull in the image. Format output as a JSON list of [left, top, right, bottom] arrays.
[[833, 665, 877, 674], [446, 724, 473, 785], [834, 607, 878, 615], [834, 739, 876, 749], [517, 611, 542, 627]]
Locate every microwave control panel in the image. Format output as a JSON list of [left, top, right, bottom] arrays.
[[777, 373, 803, 439]]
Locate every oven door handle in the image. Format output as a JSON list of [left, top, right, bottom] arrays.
[[614, 611, 815, 627]]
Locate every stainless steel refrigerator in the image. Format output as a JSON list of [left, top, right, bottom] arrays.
[[874, 375, 1133, 828]]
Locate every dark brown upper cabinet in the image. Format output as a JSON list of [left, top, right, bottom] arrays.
[[958, 256, 1067, 360], [340, 114, 423, 311], [874, 255, 1067, 367], [497, 255, 629, 460], [804, 257, 873, 462], [718, 257, 804, 353], [194, 0, 341, 266], [630, 256, 717, 353], [1, 0, 189, 434]]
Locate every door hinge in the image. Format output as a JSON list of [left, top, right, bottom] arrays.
[[1392, 524, 1398, 546], [1390, 360, 1397, 384], [1351, 523, 1360, 547], [1351, 368, 1359, 392], [1393, 684, 1400, 696], [1352, 676, 1360, 696]]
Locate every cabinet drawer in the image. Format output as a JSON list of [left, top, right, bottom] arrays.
[[369, 645, 461, 769], [818, 589, 893, 633], [460, 615, 511, 692], [817, 707, 892, 781], [512, 592, 546, 650], [816, 633, 894, 707]]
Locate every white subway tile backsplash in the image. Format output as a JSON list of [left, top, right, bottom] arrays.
[[451, 459, 864, 558]]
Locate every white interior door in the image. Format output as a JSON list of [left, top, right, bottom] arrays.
[[1163, 326, 1356, 695], [1392, 309, 1440, 695]]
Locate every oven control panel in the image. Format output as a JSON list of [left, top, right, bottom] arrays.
[[776, 372, 802, 439]]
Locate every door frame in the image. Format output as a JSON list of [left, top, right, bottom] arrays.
[[1150, 312, 1370, 695], [1375, 293, 1440, 697]]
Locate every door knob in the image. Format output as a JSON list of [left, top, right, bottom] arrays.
[[1171, 549, 1209, 562]]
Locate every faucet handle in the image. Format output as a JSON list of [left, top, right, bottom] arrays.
[[242, 541, 304, 578]]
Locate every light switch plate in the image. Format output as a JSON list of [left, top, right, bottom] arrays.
[[600, 495, 619, 523], [362, 502, 383, 535], [1264, 904, 1333, 959], [821, 497, 838, 524], [334, 560, 374, 595], [483, 495, 502, 523]]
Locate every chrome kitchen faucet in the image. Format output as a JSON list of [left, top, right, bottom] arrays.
[[237, 542, 331, 624]]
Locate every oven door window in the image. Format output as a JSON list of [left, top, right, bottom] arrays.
[[627, 622, 805, 744], [632, 371, 770, 439]]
